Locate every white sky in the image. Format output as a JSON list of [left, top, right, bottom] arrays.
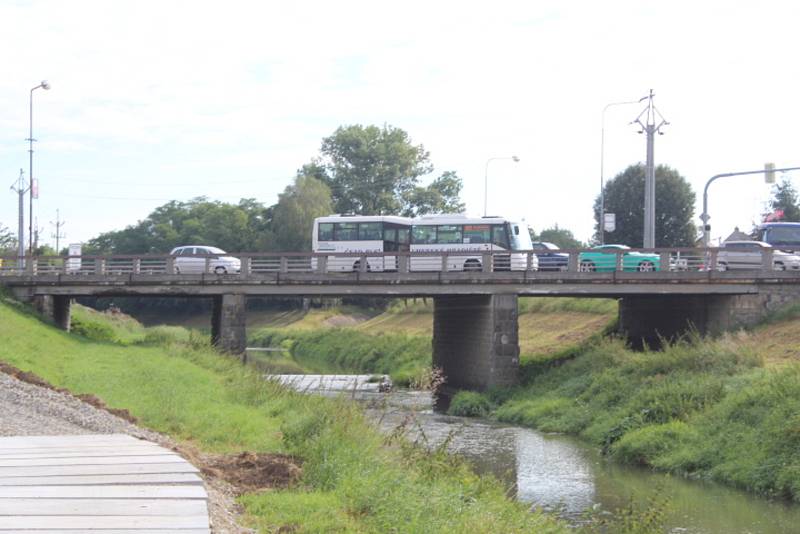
[[1, 0, 799, 249]]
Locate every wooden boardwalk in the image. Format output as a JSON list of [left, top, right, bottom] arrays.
[[0, 434, 210, 532]]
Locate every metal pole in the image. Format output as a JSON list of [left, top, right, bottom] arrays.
[[600, 99, 642, 245], [632, 90, 668, 249], [11, 169, 27, 264], [701, 166, 800, 247], [28, 88, 34, 255]]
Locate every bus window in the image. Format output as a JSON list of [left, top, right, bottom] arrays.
[[383, 228, 396, 242], [412, 226, 437, 244], [492, 225, 510, 249], [319, 223, 334, 241], [437, 225, 462, 244], [335, 222, 358, 241], [463, 224, 490, 244], [359, 222, 382, 240], [397, 228, 410, 244]]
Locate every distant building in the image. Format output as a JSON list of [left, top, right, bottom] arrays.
[[724, 227, 751, 243]]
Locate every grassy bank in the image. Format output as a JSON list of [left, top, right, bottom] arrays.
[[249, 297, 616, 385], [0, 298, 565, 533], [463, 327, 800, 502]]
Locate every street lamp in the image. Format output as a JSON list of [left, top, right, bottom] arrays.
[[27, 80, 51, 255], [599, 98, 645, 244], [484, 156, 519, 216]]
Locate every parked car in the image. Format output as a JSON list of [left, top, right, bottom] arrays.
[[531, 242, 569, 271], [715, 240, 800, 271], [578, 244, 661, 272], [170, 246, 241, 274]]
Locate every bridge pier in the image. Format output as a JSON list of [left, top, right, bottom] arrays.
[[33, 295, 72, 332], [433, 294, 519, 410], [211, 294, 247, 354], [619, 286, 800, 348]]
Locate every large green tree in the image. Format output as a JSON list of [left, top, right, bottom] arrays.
[[594, 164, 697, 248], [85, 197, 274, 254], [310, 124, 463, 216], [272, 174, 333, 251], [764, 177, 800, 222]]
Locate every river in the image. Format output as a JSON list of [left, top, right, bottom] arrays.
[[268, 374, 800, 534]]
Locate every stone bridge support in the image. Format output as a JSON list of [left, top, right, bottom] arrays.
[[619, 285, 800, 348], [432, 295, 519, 409], [7, 289, 72, 332], [212, 294, 247, 354]]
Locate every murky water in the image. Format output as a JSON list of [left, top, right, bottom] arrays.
[[269, 374, 800, 533]]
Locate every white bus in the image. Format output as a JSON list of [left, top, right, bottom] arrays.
[[311, 215, 412, 272], [409, 214, 536, 272]]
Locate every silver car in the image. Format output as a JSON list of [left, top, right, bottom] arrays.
[[716, 240, 800, 271], [170, 246, 241, 274]]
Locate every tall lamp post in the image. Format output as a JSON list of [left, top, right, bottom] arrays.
[[484, 156, 519, 216], [27, 80, 51, 256], [599, 97, 645, 244]]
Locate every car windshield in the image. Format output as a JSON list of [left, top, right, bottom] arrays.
[[763, 226, 800, 246]]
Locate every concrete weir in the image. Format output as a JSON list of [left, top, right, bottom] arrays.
[[432, 295, 520, 409]]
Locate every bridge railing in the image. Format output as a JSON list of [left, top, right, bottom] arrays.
[[1, 247, 797, 277]]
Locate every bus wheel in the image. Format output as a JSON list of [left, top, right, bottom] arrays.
[[353, 260, 371, 272], [463, 259, 482, 272]]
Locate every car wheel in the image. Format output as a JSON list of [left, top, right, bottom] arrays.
[[214, 266, 227, 275], [637, 260, 655, 272], [175, 266, 181, 274], [717, 262, 728, 272], [579, 261, 596, 272], [774, 262, 786, 271], [463, 259, 482, 272]]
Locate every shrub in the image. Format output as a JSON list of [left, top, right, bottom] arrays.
[[448, 391, 493, 417], [70, 315, 116, 342]]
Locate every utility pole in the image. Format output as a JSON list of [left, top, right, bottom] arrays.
[[9, 169, 28, 265], [632, 90, 668, 248], [50, 209, 66, 253]]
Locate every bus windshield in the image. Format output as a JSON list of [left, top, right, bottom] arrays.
[[508, 222, 533, 251], [761, 225, 800, 247]]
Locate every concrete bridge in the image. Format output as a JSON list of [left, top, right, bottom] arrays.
[[3, 248, 800, 399]]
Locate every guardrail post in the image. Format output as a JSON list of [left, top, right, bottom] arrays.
[[762, 248, 775, 271], [25, 257, 35, 275], [316, 256, 327, 274], [526, 252, 534, 271], [204, 257, 211, 273], [660, 251, 671, 271], [93, 258, 105, 275], [398, 254, 409, 274], [165, 256, 175, 275], [359, 255, 367, 273], [709, 249, 718, 271], [242, 256, 252, 275], [280, 256, 289, 274], [441, 253, 449, 272], [133, 258, 141, 275], [568, 251, 578, 272], [615, 251, 623, 272], [482, 253, 492, 273]]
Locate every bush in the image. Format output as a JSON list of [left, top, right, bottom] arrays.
[[448, 391, 493, 417], [70, 315, 116, 342]]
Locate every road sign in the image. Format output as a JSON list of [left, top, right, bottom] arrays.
[[603, 213, 616, 232]]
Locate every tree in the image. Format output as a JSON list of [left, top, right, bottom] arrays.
[[272, 174, 333, 251], [764, 178, 800, 222], [593, 164, 697, 248], [0, 224, 16, 254], [401, 171, 465, 217], [311, 124, 439, 215], [530, 225, 584, 249]]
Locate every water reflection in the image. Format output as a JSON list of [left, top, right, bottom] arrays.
[[269, 374, 800, 534]]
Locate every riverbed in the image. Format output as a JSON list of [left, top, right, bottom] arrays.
[[268, 374, 800, 533]]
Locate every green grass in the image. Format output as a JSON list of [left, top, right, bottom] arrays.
[[251, 328, 433, 387], [494, 333, 800, 501], [0, 298, 566, 533]]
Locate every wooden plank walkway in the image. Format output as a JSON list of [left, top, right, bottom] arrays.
[[0, 434, 210, 532]]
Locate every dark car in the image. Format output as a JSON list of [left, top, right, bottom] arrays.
[[531, 242, 569, 271]]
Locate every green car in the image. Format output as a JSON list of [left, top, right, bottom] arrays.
[[578, 244, 661, 272]]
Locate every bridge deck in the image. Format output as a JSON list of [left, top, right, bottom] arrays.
[[0, 434, 209, 532]]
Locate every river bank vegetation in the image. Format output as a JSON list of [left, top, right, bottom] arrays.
[[0, 297, 567, 533]]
